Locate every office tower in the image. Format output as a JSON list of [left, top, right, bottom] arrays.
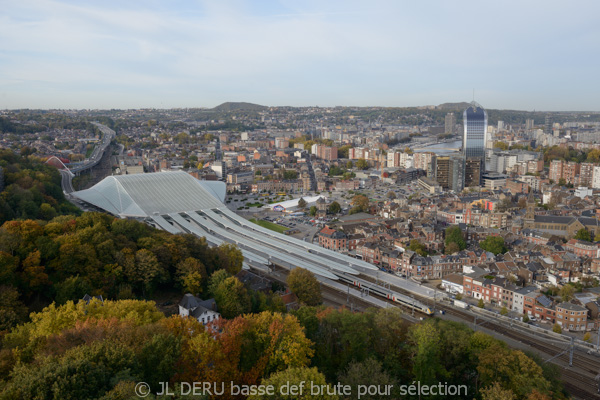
[[545, 114, 552, 135], [445, 113, 456, 135], [464, 158, 482, 187], [463, 102, 487, 185], [435, 154, 464, 193], [497, 121, 505, 131], [525, 118, 534, 131]]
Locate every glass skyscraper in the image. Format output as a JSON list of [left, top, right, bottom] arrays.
[[463, 101, 487, 160], [462, 102, 487, 186]]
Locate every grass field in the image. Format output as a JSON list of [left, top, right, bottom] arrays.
[[248, 218, 288, 234]]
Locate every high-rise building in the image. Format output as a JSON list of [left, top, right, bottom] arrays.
[[445, 113, 456, 135], [435, 154, 464, 193], [545, 115, 552, 135], [463, 102, 487, 185], [525, 119, 534, 131], [464, 158, 482, 187]]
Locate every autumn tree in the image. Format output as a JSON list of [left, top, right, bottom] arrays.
[[176, 257, 207, 295], [287, 267, 322, 306], [252, 367, 337, 400], [408, 239, 427, 256], [350, 194, 369, 214]]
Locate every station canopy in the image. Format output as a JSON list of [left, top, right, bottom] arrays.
[[71, 171, 226, 218]]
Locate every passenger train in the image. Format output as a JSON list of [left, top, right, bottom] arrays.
[[335, 273, 434, 315]]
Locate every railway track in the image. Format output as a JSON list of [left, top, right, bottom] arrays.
[[358, 273, 600, 399]]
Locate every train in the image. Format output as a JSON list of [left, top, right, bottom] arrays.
[[335, 273, 434, 315]]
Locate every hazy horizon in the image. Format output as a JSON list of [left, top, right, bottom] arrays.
[[2, 0, 600, 111]]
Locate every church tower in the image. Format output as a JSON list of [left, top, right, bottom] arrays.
[[524, 191, 536, 229]]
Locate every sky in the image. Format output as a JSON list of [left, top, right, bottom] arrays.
[[1, 0, 600, 110]]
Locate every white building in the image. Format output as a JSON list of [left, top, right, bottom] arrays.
[[179, 293, 220, 325]]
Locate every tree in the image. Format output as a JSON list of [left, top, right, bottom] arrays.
[[213, 276, 251, 319], [445, 225, 466, 252], [176, 257, 207, 295], [356, 158, 368, 170], [346, 160, 353, 169], [328, 201, 341, 214], [584, 332, 591, 342], [0, 285, 28, 331], [297, 197, 307, 209], [350, 194, 369, 214], [552, 323, 562, 334], [481, 382, 515, 400], [522, 314, 529, 323], [287, 267, 322, 306], [251, 367, 336, 400], [574, 228, 591, 242], [338, 358, 396, 400], [408, 240, 427, 256], [558, 178, 566, 186], [559, 284, 575, 302], [208, 269, 230, 297], [216, 243, 244, 275], [309, 206, 318, 216], [500, 306, 508, 316], [444, 242, 460, 255], [478, 299, 485, 308], [479, 236, 507, 255], [386, 191, 396, 200]]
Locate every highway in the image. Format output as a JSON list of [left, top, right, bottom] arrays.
[[60, 123, 115, 194]]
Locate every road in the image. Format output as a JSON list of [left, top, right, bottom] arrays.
[[60, 122, 115, 194]]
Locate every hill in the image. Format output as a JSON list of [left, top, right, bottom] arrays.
[[436, 102, 472, 111], [212, 102, 267, 112]]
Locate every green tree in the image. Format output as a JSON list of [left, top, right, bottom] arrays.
[[0, 285, 28, 331], [287, 267, 322, 306], [55, 276, 93, 305], [386, 191, 396, 200], [345, 160, 353, 169], [328, 201, 341, 214], [445, 225, 466, 252], [522, 314, 529, 323], [478, 299, 485, 308], [356, 158, 368, 170], [574, 228, 591, 242], [208, 269, 230, 297], [213, 276, 251, 319], [559, 284, 575, 302], [338, 358, 396, 400], [479, 236, 507, 255], [552, 323, 562, 334], [500, 306, 508, 316], [309, 206, 318, 216], [408, 321, 446, 386], [216, 243, 244, 275]]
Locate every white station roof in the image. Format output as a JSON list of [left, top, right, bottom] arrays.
[[72, 171, 226, 217]]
